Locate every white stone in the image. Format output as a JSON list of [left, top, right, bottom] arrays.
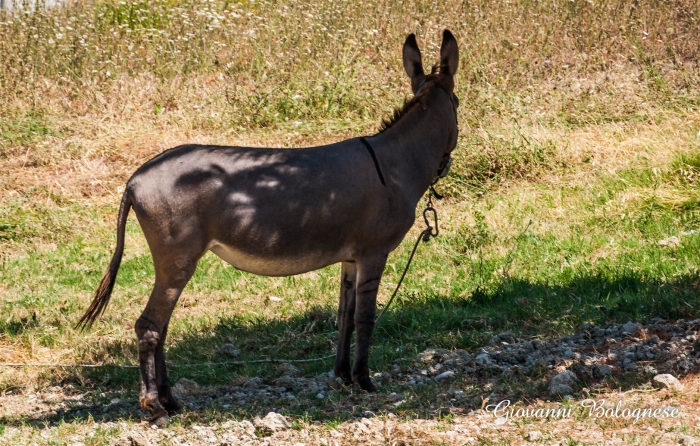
[[278, 362, 301, 377], [621, 321, 643, 336], [217, 343, 241, 357], [526, 430, 543, 441], [549, 370, 578, 396], [475, 353, 492, 366], [658, 236, 680, 248], [275, 374, 300, 390], [653, 374, 684, 391], [173, 378, 199, 393], [253, 412, 291, 433], [435, 371, 455, 381], [124, 432, 151, 446]]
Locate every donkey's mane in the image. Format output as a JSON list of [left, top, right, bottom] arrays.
[[378, 64, 446, 134]]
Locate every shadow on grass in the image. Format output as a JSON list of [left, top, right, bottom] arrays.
[[2, 271, 700, 427]]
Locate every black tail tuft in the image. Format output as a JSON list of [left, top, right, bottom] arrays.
[[76, 256, 120, 330], [76, 190, 131, 331]]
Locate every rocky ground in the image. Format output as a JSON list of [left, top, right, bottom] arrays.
[[181, 317, 700, 409], [2, 319, 700, 444]]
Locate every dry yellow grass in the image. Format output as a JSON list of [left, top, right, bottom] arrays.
[[2, 1, 700, 443], [2, 0, 699, 202]]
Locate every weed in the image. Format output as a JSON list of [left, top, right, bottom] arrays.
[[456, 211, 492, 254], [0, 110, 56, 157]]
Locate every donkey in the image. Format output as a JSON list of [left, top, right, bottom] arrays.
[[78, 30, 459, 423]]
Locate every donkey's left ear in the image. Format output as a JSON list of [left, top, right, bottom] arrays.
[[403, 33, 426, 93], [440, 30, 459, 76]]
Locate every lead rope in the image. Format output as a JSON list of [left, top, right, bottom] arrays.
[[0, 187, 442, 369], [373, 182, 440, 324]]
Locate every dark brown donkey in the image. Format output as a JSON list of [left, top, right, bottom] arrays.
[[78, 30, 459, 424]]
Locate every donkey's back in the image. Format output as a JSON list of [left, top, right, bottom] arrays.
[[127, 141, 412, 276]]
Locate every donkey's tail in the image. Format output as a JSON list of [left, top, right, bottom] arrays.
[[76, 189, 132, 331]]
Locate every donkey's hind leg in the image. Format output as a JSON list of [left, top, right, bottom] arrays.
[[135, 257, 197, 424], [155, 320, 181, 414], [334, 261, 357, 383]]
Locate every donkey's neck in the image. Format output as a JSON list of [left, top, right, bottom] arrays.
[[372, 93, 454, 205]]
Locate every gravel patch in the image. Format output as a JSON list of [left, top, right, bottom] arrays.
[[2, 319, 700, 445], [113, 318, 699, 417], [390, 318, 700, 394]]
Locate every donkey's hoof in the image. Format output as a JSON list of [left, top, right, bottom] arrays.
[[163, 399, 183, 415], [150, 410, 169, 427], [333, 368, 353, 386], [355, 377, 377, 392]]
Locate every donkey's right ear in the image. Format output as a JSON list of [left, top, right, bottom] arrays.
[[403, 34, 425, 93]]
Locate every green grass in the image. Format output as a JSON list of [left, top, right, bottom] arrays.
[[1, 162, 699, 398], [0, 111, 57, 157]]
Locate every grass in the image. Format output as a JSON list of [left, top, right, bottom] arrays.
[[1, 156, 698, 391], [1, 0, 700, 443]]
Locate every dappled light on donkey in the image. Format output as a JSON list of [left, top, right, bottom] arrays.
[[77, 30, 461, 424]]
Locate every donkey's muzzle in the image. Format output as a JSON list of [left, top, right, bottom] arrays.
[[437, 156, 452, 179]]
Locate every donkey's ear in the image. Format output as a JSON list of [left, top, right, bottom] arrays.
[[403, 33, 425, 93], [439, 29, 459, 76]]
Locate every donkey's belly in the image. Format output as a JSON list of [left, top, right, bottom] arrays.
[[210, 243, 338, 277]]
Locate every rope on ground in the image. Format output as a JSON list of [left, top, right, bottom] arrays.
[[0, 356, 335, 369]]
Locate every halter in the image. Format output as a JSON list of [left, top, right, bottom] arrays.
[[430, 81, 458, 182]]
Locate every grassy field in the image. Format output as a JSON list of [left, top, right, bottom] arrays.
[[1, 0, 700, 443]]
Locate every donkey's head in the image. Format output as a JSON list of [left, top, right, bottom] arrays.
[[402, 30, 459, 178]]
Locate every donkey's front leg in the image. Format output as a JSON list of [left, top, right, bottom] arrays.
[[352, 255, 388, 391], [334, 261, 357, 383]]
